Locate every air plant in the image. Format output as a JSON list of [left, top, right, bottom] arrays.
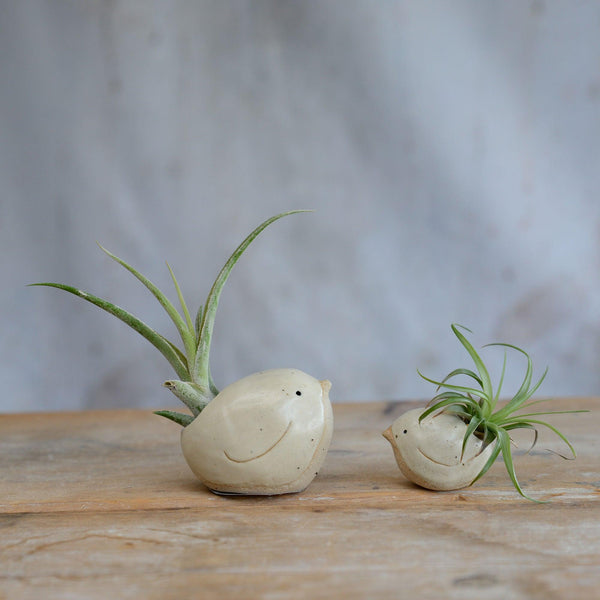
[[384, 324, 585, 501], [32, 211, 334, 495]]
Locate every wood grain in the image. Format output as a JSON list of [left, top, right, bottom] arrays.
[[1, 399, 598, 599]]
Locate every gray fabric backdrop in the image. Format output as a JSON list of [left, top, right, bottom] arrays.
[[2, 1, 599, 412]]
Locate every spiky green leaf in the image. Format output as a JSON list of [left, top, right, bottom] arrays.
[[29, 283, 189, 380], [193, 210, 310, 384], [470, 440, 501, 484], [451, 324, 494, 408], [163, 379, 210, 415], [495, 426, 545, 502], [418, 370, 489, 402], [461, 415, 483, 461], [419, 395, 483, 422], [154, 410, 194, 427], [438, 368, 483, 389], [98, 245, 197, 365], [167, 262, 195, 340]]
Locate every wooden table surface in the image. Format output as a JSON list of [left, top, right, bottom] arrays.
[[1, 398, 598, 600]]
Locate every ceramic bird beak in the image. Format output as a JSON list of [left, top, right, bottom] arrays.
[[382, 426, 393, 444]]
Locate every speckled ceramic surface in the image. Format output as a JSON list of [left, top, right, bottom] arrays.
[[383, 407, 493, 491], [181, 369, 333, 495]]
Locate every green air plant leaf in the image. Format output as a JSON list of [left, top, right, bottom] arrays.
[[31, 210, 309, 426], [418, 324, 587, 501], [153, 410, 194, 427], [192, 210, 309, 386], [97, 244, 198, 367], [28, 283, 190, 381], [167, 262, 195, 339]]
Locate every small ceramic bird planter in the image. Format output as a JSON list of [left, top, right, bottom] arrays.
[[33, 211, 334, 496], [383, 408, 493, 491], [384, 324, 583, 501]]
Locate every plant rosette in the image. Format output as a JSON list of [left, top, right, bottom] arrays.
[[383, 324, 585, 501], [33, 211, 333, 496]]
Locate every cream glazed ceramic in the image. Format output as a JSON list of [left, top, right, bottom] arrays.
[[383, 408, 494, 491], [181, 368, 333, 495]]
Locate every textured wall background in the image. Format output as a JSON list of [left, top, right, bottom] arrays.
[[2, 1, 599, 412]]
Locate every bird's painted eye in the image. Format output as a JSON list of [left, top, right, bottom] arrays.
[[296, 390, 302, 396]]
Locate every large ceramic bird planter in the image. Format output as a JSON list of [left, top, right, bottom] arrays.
[[33, 211, 334, 496], [182, 369, 333, 495]]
